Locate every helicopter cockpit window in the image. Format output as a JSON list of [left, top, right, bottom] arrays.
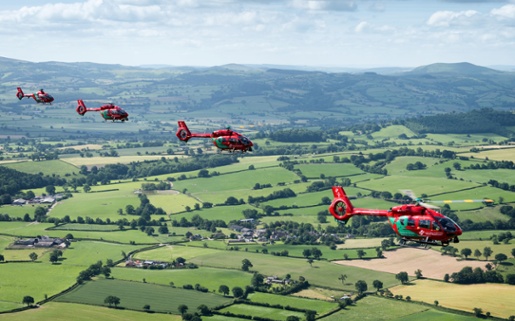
[[240, 137, 250, 145], [229, 138, 239, 143], [436, 217, 457, 232], [407, 219, 415, 227], [419, 220, 430, 229]]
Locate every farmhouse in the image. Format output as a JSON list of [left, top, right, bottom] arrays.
[[13, 236, 67, 248]]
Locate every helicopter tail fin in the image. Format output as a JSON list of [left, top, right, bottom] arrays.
[[76, 100, 87, 116], [176, 121, 192, 142], [16, 87, 25, 100], [329, 186, 355, 223]]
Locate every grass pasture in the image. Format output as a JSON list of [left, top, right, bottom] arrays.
[[390, 279, 515, 319], [320, 295, 431, 321], [3, 159, 80, 177], [172, 167, 300, 196], [169, 204, 252, 222], [460, 229, 515, 241], [394, 309, 479, 321], [0, 262, 84, 307], [0, 302, 182, 321], [49, 223, 119, 231], [294, 163, 365, 178], [460, 146, 515, 161], [49, 188, 141, 221], [356, 175, 480, 197], [219, 303, 305, 321], [130, 244, 399, 289], [247, 292, 338, 315], [111, 266, 252, 291], [55, 278, 231, 314], [0, 204, 36, 219], [446, 239, 514, 260]]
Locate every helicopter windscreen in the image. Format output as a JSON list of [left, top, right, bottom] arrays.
[[240, 136, 250, 145], [436, 217, 457, 232]]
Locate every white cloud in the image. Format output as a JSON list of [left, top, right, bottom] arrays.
[[491, 4, 515, 19], [427, 10, 478, 27], [290, 0, 357, 12]]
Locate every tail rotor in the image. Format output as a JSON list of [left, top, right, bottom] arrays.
[[176, 121, 192, 142], [16, 87, 25, 100], [76, 100, 88, 116]]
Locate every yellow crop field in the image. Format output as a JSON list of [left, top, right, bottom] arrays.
[[391, 279, 515, 319]]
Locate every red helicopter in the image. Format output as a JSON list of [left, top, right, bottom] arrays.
[[176, 121, 253, 153], [328, 186, 468, 246], [16, 87, 54, 104], [76, 100, 129, 122]]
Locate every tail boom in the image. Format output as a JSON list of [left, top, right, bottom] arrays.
[[329, 186, 388, 222]]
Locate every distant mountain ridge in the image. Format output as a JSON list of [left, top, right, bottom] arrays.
[[408, 62, 503, 76], [1, 56, 514, 133]]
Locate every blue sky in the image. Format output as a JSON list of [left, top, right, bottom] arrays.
[[1, 0, 514, 68]]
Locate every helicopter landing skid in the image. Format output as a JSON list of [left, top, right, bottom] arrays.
[[400, 237, 439, 248]]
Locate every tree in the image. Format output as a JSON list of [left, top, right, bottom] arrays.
[[512, 248, 515, 258], [381, 239, 390, 251], [287, 316, 300, 321], [305, 310, 316, 321], [302, 248, 312, 258], [218, 285, 230, 296], [178, 304, 188, 315], [45, 185, 56, 195], [395, 271, 409, 284], [311, 247, 322, 259], [474, 249, 482, 260], [483, 247, 493, 260], [460, 248, 472, 259], [101, 266, 111, 278], [356, 249, 366, 259], [251, 273, 264, 287], [231, 286, 244, 298], [0, 254, 4, 262], [83, 184, 91, 193], [22, 295, 34, 306], [372, 280, 383, 291], [241, 258, 253, 271], [104, 295, 120, 307], [414, 269, 423, 279], [338, 274, 347, 286], [494, 253, 508, 265], [355, 280, 368, 294], [197, 304, 211, 316], [473, 307, 483, 317], [49, 251, 60, 264], [34, 206, 47, 221], [29, 252, 38, 262], [143, 304, 151, 312]]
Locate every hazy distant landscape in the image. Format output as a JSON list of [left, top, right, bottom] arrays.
[[0, 57, 514, 321]]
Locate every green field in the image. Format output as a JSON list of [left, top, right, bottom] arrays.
[[3, 159, 81, 177], [248, 292, 337, 315], [0, 302, 182, 321], [219, 303, 306, 321], [294, 163, 365, 178], [111, 265, 252, 291], [55, 278, 232, 313], [1, 114, 515, 321]]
